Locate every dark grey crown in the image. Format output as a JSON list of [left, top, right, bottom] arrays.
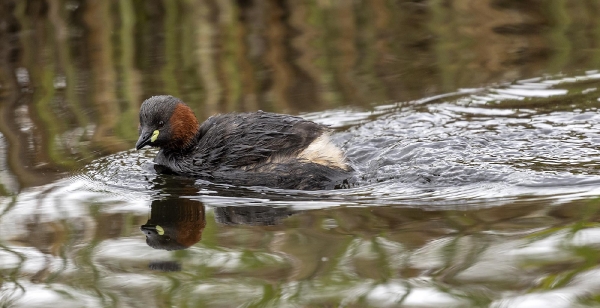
[[139, 95, 181, 124]]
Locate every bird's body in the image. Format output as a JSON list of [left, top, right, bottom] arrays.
[[136, 95, 353, 190]]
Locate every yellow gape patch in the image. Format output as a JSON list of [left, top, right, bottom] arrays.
[[155, 225, 164, 235], [151, 130, 160, 142]]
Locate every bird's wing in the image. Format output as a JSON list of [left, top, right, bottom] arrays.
[[193, 112, 327, 169]]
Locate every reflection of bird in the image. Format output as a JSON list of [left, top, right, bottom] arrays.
[[148, 261, 181, 272], [140, 198, 206, 251], [135, 95, 353, 190], [214, 206, 294, 226]]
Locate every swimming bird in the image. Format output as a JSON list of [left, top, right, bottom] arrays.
[[135, 95, 353, 190]]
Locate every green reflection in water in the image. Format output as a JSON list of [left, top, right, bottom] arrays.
[[546, 0, 571, 74], [0, 0, 600, 306], [1, 0, 599, 187], [2, 189, 600, 306]]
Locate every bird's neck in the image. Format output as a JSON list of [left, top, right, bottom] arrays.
[[165, 104, 200, 152]]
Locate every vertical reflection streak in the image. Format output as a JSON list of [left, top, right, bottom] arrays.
[[161, 0, 182, 98], [217, 1, 243, 112], [83, 0, 125, 152], [371, 0, 394, 101], [431, 0, 457, 92], [546, 0, 571, 73], [235, 2, 259, 111], [20, 0, 84, 170], [309, 1, 339, 108], [352, 1, 385, 103], [264, 0, 292, 111], [195, 0, 222, 116], [48, 0, 93, 160], [333, 1, 359, 105], [0, 2, 22, 191], [591, 1, 600, 68], [116, 0, 142, 142]]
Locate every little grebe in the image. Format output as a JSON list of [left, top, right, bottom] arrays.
[[135, 95, 353, 190]]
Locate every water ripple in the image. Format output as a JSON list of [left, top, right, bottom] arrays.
[[68, 71, 600, 209]]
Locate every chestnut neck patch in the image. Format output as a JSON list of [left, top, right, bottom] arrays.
[[167, 103, 200, 151]]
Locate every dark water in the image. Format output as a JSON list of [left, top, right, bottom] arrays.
[[2, 1, 600, 307]]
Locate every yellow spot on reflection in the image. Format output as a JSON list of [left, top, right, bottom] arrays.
[[151, 130, 160, 142], [156, 225, 164, 235]]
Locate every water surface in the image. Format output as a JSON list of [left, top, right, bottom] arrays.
[[2, 1, 600, 307]]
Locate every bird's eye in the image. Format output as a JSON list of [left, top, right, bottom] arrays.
[[158, 121, 164, 128]]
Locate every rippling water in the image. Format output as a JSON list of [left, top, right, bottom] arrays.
[[74, 71, 600, 208], [3, 72, 600, 307], [3, 1, 600, 307]]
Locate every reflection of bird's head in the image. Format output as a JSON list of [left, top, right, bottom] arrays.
[[141, 223, 193, 251], [141, 198, 206, 251], [135, 95, 199, 151]]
